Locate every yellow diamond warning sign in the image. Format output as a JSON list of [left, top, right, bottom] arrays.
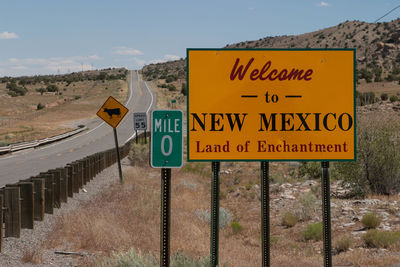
[[97, 96, 129, 128]]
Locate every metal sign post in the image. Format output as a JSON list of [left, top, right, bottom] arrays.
[[261, 161, 270, 267], [161, 168, 171, 267], [210, 161, 220, 267], [113, 128, 123, 183], [321, 161, 332, 267], [96, 96, 129, 183]]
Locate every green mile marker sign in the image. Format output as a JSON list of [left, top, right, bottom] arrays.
[[151, 110, 183, 168]]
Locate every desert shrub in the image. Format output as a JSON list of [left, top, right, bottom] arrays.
[[181, 83, 187, 96], [129, 142, 149, 166], [167, 84, 176, 91], [357, 69, 373, 83], [219, 207, 232, 228], [361, 212, 381, 229], [374, 67, 383, 82], [303, 222, 323, 241], [230, 221, 243, 234], [74, 95, 81, 100], [171, 251, 211, 267], [96, 72, 107, 81], [356, 91, 377, 106], [6, 81, 27, 96], [281, 212, 298, 228], [381, 93, 388, 101], [270, 236, 279, 246], [390, 95, 399, 102], [96, 248, 158, 267], [195, 207, 232, 228], [334, 236, 352, 253], [335, 115, 400, 196], [298, 162, 320, 179], [295, 192, 318, 221], [165, 75, 177, 83], [363, 230, 400, 248], [46, 84, 59, 92], [22, 249, 43, 264], [311, 184, 321, 198], [37, 103, 45, 110], [36, 87, 46, 95], [7, 91, 18, 97]]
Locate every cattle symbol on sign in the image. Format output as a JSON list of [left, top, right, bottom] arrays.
[[103, 108, 121, 119], [97, 96, 129, 128]]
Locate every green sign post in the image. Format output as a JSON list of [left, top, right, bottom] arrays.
[[151, 110, 183, 267], [151, 110, 183, 168]]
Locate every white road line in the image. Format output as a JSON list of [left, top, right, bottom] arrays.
[[144, 81, 155, 114], [126, 70, 134, 104], [125, 71, 155, 143]]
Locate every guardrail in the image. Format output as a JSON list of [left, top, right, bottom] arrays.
[[0, 127, 87, 155], [0, 131, 148, 251]]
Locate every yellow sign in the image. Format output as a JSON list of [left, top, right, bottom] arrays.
[[187, 49, 355, 161], [97, 96, 129, 128]]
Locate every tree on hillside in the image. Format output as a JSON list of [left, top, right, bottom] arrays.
[[46, 84, 59, 92], [6, 81, 28, 97], [36, 87, 46, 95]]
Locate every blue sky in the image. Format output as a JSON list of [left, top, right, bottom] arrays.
[[0, 0, 399, 77]]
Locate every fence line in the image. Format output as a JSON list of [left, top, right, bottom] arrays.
[[0, 131, 148, 252]]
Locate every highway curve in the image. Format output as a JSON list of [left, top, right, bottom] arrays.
[[0, 70, 157, 187]]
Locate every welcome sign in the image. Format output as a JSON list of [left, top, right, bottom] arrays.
[[187, 49, 356, 161]]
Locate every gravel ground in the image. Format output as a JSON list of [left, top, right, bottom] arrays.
[[0, 157, 131, 267]]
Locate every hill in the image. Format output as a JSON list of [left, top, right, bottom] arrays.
[[0, 68, 129, 145], [141, 19, 400, 104]]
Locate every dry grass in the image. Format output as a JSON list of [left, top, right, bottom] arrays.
[[41, 161, 400, 266], [21, 248, 43, 264]]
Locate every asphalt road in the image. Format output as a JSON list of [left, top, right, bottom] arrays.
[[0, 70, 157, 187]]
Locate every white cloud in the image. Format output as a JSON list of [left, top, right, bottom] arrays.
[[87, 55, 101, 60], [164, 54, 180, 61], [11, 66, 27, 70], [148, 54, 181, 65], [113, 46, 143, 56], [317, 1, 330, 7], [0, 31, 18, 39], [133, 57, 146, 67], [1, 54, 101, 76]]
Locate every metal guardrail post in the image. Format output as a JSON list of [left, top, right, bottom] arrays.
[[78, 161, 84, 189], [72, 163, 79, 193], [31, 178, 45, 221], [0, 195, 3, 252], [57, 168, 68, 203], [40, 173, 54, 214], [18, 182, 34, 229], [50, 170, 61, 208], [4, 187, 21, 238], [66, 165, 74, 198]]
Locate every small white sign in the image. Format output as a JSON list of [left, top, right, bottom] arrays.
[[133, 112, 147, 130]]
